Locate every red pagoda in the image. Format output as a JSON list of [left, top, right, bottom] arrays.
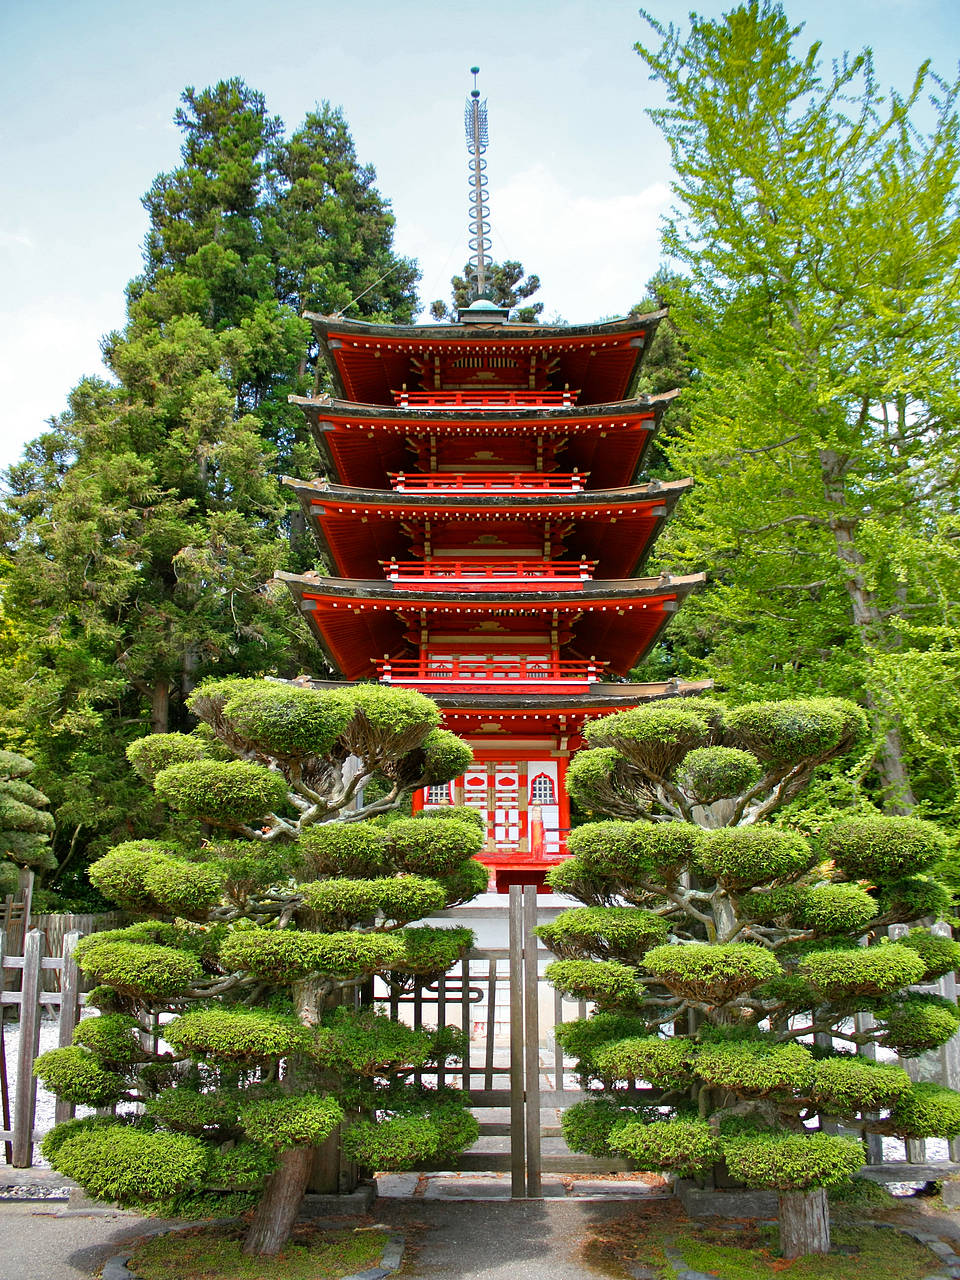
[[279, 75, 706, 890]]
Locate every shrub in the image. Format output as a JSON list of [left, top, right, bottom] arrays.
[[221, 683, 355, 759], [808, 1056, 912, 1111], [536, 907, 667, 963], [643, 943, 781, 1003], [722, 1131, 865, 1190], [545, 855, 621, 906], [609, 1117, 723, 1177], [553, 1014, 654, 1061], [695, 1041, 815, 1096], [698, 827, 814, 890], [76, 939, 203, 998], [312, 1008, 441, 1075], [385, 817, 483, 876], [877, 876, 953, 922], [797, 882, 878, 933], [399, 926, 474, 975], [300, 876, 446, 928], [899, 929, 960, 981], [41, 1116, 120, 1164], [566, 748, 633, 810], [419, 729, 474, 784], [603, 822, 704, 882], [153, 760, 289, 827], [724, 698, 865, 765], [33, 1046, 126, 1107], [50, 1125, 209, 1204], [126, 733, 207, 783], [87, 842, 169, 911], [72, 1015, 141, 1067], [206, 1141, 277, 1190], [344, 683, 441, 738], [799, 944, 926, 999], [890, 1082, 960, 1139], [823, 816, 946, 882], [678, 746, 762, 802], [592, 1036, 697, 1088], [562, 1098, 652, 1157], [297, 822, 390, 878], [437, 857, 490, 905], [875, 994, 960, 1057], [240, 1095, 344, 1149], [586, 699, 723, 774], [145, 1088, 241, 1134], [412, 804, 484, 830], [342, 1114, 444, 1168], [165, 1008, 313, 1062], [544, 960, 643, 1009]]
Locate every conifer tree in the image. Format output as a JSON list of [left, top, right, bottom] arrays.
[[545, 696, 960, 1258], [36, 680, 483, 1257], [1, 81, 418, 889]]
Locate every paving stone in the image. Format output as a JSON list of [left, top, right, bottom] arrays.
[[566, 1179, 666, 1199], [423, 1175, 511, 1199], [375, 1173, 422, 1198]]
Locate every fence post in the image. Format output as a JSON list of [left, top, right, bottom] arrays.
[[508, 886, 526, 1198], [522, 885, 542, 1198], [931, 922, 960, 1162], [0, 928, 10, 1163], [12, 929, 43, 1167], [55, 930, 82, 1125]]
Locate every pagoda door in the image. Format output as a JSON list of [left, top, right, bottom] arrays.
[[458, 760, 524, 855]]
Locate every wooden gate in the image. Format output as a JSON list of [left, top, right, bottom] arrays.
[[372, 884, 652, 1196]]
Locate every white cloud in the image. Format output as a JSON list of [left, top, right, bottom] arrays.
[[404, 164, 671, 324], [0, 228, 35, 252]]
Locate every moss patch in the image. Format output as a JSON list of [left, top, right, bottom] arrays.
[[579, 1208, 938, 1280], [128, 1222, 389, 1280]]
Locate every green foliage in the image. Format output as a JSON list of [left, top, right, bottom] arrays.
[[553, 1013, 654, 1060], [86, 842, 172, 910], [564, 748, 628, 811], [419, 729, 474, 784], [75, 938, 203, 998], [216, 682, 355, 760], [698, 827, 814, 890], [49, 1125, 209, 1204], [643, 943, 781, 1002], [0, 748, 54, 874], [899, 929, 960, 981], [145, 1088, 241, 1134], [695, 1041, 815, 1096], [412, 804, 484, 830], [678, 746, 762, 802], [799, 944, 926, 999], [722, 1132, 865, 1190], [875, 994, 960, 1057], [165, 1007, 313, 1062], [399, 925, 474, 975], [40, 1116, 120, 1164], [609, 1118, 722, 1177], [890, 1082, 960, 1139], [878, 876, 954, 922], [436, 857, 490, 905], [72, 1015, 141, 1067], [824, 816, 946, 881], [561, 1098, 653, 1158], [724, 700, 865, 766], [33, 1046, 126, 1106], [343, 1091, 479, 1168], [592, 1035, 697, 1088], [536, 907, 667, 963], [795, 883, 879, 934], [544, 960, 642, 1009], [385, 817, 483, 876], [126, 733, 207, 783], [205, 1141, 277, 1190], [153, 760, 289, 827], [299, 876, 446, 928], [297, 822, 390, 878], [808, 1057, 912, 1112], [90, 842, 227, 916], [311, 1008, 445, 1076], [586, 700, 722, 773], [240, 1095, 344, 1149]]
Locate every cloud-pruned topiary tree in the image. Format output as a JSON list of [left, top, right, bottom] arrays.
[[0, 749, 55, 892], [543, 695, 960, 1259], [36, 679, 485, 1258]]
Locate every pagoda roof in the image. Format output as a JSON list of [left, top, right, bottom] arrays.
[[284, 477, 691, 581], [278, 570, 705, 680], [290, 391, 678, 490], [307, 310, 666, 408]]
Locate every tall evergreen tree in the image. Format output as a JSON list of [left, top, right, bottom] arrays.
[[634, 4, 960, 813], [1, 80, 419, 890]]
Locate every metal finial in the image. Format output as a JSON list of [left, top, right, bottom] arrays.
[[464, 67, 491, 300]]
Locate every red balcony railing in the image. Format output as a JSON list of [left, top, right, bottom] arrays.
[[380, 558, 597, 590], [388, 471, 587, 493], [375, 656, 606, 686], [391, 389, 579, 410]]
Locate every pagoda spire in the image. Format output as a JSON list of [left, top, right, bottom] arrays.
[[465, 66, 492, 301]]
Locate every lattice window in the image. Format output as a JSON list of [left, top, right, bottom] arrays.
[[530, 773, 556, 804], [425, 783, 451, 805]]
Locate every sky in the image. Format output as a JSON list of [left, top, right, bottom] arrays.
[[1, 0, 958, 472]]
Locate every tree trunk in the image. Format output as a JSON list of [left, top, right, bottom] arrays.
[[150, 681, 170, 735], [243, 1146, 313, 1257], [778, 1187, 830, 1258], [819, 449, 916, 812]]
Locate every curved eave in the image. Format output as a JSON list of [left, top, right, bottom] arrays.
[[289, 390, 677, 428], [279, 570, 704, 681], [285, 478, 691, 580], [308, 309, 667, 406]]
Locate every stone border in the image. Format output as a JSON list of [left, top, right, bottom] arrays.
[[101, 1219, 404, 1280]]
